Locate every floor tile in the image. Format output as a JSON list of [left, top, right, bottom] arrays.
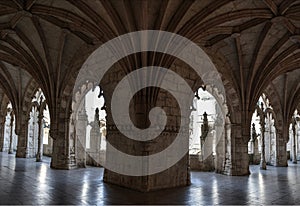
[[0, 152, 300, 205]]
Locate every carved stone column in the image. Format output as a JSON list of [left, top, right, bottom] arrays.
[[88, 108, 101, 166], [8, 112, 14, 154], [36, 113, 44, 162], [50, 113, 76, 169], [297, 127, 300, 161], [26, 112, 36, 157], [275, 125, 288, 167], [103, 88, 191, 191], [0, 115, 5, 152], [260, 130, 267, 169], [68, 118, 76, 165], [90, 108, 101, 151], [200, 112, 209, 160], [76, 101, 88, 167], [230, 122, 250, 175], [292, 118, 297, 164], [259, 104, 267, 170], [253, 138, 260, 164], [16, 114, 30, 158], [265, 120, 271, 164], [220, 117, 231, 174]]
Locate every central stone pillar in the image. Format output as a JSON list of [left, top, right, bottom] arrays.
[[51, 136, 69, 169], [16, 109, 32, 158], [276, 132, 288, 166], [103, 88, 190, 191], [103, 127, 190, 191], [229, 123, 250, 175], [16, 127, 28, 158], [275, 122, 288, 167], [50, 108, 77, 170]]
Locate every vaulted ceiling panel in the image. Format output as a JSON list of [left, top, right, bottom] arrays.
[[0, 0, 298, 115]]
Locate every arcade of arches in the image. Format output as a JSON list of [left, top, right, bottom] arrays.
[[0, 0, 300, 201]]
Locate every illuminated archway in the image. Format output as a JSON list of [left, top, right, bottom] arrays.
[[249, 94, 278, 167], [70, 83, 106, 168]]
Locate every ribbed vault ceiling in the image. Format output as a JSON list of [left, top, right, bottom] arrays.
[[0, 0, 299, 117]]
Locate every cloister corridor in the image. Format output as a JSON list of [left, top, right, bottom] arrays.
[[0, 152, 300, 205]]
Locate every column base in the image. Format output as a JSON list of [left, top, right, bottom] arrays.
[[50, 162, 77, 169], [16, 147, 28, 158], [50, 137, 77, 170], [50, 157, 77, 170], [103, 155, 190, 192], [276, 157, 288, 167], [275, 162, 288, 167], [36, 153, 42, 162], [260, 161, 267, 170], [229, 155, 251, 176]]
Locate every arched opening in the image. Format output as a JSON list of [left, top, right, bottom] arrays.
[[70, 83, 106, 168], [287, 110, 300, 163], [265, 113, 277, 165], [27, 89, 50, 161], [2, 102, 17, 154], [71, 30, 228, 191], [248, 94, 278, 168], [189, 85, 228, 173]]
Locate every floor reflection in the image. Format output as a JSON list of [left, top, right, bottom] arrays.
[[0, 152, 300, 205]]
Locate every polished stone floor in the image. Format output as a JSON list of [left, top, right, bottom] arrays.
[[0, 152, 300, 205]]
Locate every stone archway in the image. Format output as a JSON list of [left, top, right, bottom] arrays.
[[265, 111, 278, 166], [0, 95, 10, 152], [70, 30, 233, 191], [2, 103, 17, 153], [25, 89, 49, 162], [70, 81, 107, 168], [264, 83, 287, 167], [254, 94, 281, 169], [15, 79, 40, 158], [203, 48, 245, 175], [188, 84, 230, 174]]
